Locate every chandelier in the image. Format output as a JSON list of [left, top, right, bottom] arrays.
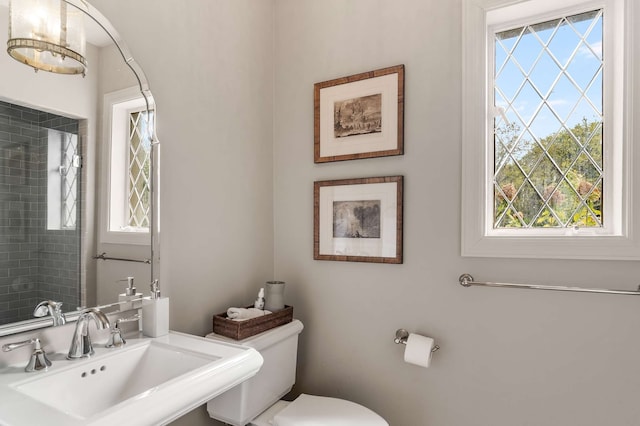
[[7, 0, 87, 76]]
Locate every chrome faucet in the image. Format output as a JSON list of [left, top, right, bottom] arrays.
[[67, 308, 110, 359], [33, 300, 66, 326]]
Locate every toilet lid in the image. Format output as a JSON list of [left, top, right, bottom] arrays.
[[273, 394, 388, 426]]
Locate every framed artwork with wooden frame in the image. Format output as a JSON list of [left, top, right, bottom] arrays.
[[314, 176, 403, 264], [314, 65, 405, 163]]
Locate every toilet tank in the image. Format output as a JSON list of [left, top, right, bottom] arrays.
[[206, 319, 304, 426]]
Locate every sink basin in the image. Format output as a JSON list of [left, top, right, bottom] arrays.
[[0, 331, 263, 425], [15, 340, 214, 419]]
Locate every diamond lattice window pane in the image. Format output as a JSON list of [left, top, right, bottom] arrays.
[[511, 181, 544, 226], [546, 131, 582, 173], [512, 131, 543, 175], [535, 207, 561, 227], [61, 132, 78, 230], [511, 27, 544, 75], [585, 122, 603, 169], [565, 45, 602, 89], [512, 81, 541, 125], [528, 51, 561, 97], [585, 70, 603, 112], [128, 110, 153, 229], [547, 20, 582, 68], [496, 59, 525, 102], [529, 156, 562, 196], [530, 18, 560, 46], [529, 104, 561, 148], [495, 157, 526, 190], [546, 74, 582, 121], [493, 9, 603, 228], [584, 15, 603, 59]]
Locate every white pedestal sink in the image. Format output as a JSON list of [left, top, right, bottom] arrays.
[[0, 331, 263, 425]]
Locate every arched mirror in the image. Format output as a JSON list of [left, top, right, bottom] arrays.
[[0, 0, 158, 336]]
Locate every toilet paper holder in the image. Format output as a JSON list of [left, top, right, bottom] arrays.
[[394, 329, 440, 352]]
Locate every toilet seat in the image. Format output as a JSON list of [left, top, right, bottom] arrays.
[[267, 394, 388, 426], [250, 401, 292, 426]]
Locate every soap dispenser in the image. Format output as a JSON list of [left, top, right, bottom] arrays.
[[141, 279, 169, 337], [117, 276, 138, 310]]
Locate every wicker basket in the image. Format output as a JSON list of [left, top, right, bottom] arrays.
[[212, 305, 293, 340]]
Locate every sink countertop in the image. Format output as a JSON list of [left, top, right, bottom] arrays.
[[0, 331, 263, 426]]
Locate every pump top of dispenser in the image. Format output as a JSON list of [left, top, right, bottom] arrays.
[[150, 279, 161, 299], [118, 277, 137, 296]]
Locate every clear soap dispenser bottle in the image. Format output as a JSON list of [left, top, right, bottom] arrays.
[[142, 280, 169, 337]]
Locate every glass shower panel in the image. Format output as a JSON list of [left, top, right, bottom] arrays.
[[0, 100, 81, 325]]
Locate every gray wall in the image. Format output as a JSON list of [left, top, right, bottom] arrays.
[[273, 1, 640, 425], [93, 1, 640, 425], [90, 1, 276, 424]]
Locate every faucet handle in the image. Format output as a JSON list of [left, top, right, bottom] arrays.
[[33, 300, 66, 326], [2, 338, 52, 372], [105, 315, 139, 348]]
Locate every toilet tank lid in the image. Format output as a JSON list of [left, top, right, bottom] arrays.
[[240, 319, 304, 350], [273, 394, 388, 426], [206, 320, 304, 350]]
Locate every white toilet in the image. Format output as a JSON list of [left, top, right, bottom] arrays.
[[206, 320, 388, 426]]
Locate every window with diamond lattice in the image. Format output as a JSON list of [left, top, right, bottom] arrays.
[[61, 132, 79, 229], [47, 129, 78, 231], [128, 110, 153, 229], [493, 9, 603, 229], [103, 88, 154, 244]]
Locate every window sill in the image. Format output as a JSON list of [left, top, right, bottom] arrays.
[[462, 233, 640, 260], [100, 230, 150, 246]]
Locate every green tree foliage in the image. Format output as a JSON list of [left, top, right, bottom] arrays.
[[494, 118, 602, 228]]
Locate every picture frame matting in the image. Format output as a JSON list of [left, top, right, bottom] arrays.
[[314, 65, 405, 163], [314, 176, 403, 264]]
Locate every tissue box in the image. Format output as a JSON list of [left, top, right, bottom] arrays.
[[212, 305, 293, 340]]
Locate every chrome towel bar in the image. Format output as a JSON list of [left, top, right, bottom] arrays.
[[459, 273, 640, 296], [93, 252, 151, 264]]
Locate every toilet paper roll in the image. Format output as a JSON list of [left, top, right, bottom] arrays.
[[403, 333, 434, 368]]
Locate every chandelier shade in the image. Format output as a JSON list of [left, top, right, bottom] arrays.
[[7, 0, 87, 76]]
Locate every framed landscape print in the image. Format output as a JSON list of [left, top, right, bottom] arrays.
[[314, 176, 403, 264], [314, 65, 405, 163]]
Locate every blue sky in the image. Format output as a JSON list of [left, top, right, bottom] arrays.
[[494, 10, 602, 141]]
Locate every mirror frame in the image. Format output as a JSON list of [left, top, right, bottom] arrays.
[[0, 0, 159, 337]]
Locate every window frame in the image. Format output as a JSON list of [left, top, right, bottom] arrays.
[[461, 0, 640, 259], [100, 86, 152, 245]]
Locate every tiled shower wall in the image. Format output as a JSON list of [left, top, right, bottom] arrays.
[[0, 100, 80, 325]]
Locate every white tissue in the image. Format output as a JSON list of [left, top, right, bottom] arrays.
[[226, 307, 272, 321], [403, 333, 435, 368]]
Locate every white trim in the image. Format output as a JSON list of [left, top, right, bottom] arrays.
[[486, 0, 605, 24], [461, 0, 640, 259], [99, 86, 151, 246], [47, 129, 64, 230]]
